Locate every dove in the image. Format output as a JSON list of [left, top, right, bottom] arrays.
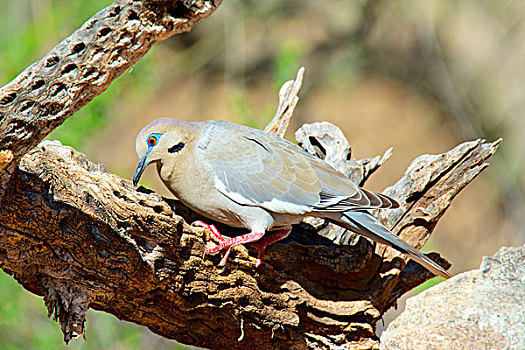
[[133, 118, 450, 278]]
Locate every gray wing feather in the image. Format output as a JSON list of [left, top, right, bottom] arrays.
[[200, 120, 397, 214], [200, 121, 317, 214]]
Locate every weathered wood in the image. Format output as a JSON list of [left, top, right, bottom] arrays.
[[0, 135, 499, 349], [296, 122, 393, 187], [264, 67, 305, 138], [0, 1, 501, 349]]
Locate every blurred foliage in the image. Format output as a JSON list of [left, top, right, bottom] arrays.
[[1, 0, 525, 348], [227, 89, 258, 127], [273, 42, 303, 88], [412, 276, 446, 296]]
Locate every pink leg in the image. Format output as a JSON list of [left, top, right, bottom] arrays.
[[251, 227, 292, 267], [206, 231, 265, 266], [192, 220, 225, 243], [192, 221, 291, 267]]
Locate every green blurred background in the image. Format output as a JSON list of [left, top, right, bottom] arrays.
[[1, 0, 524, 348]]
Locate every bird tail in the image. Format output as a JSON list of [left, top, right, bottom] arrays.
[[335, 211, 450, 279]]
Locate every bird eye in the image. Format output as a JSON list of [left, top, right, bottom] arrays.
[[147, 136, 157, 146]]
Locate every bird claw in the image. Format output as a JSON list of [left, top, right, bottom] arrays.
[[193, 220, 236, 266], [218, 247, 232, 266], [203, 246, 232, 266], [204, 245, 222, 255], [192, 220, 226, 243], [250, 227, 292, 268], [194, 223, 273, 267]]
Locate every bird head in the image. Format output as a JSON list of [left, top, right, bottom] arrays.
[[133, 117, 194, 186]]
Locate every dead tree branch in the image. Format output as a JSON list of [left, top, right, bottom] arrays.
[[0, 135, 499, 349], [0, 1, 500, 349], [0, 0, 221, 189]]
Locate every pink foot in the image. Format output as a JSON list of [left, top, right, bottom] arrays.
[[193, 220, 266, 266], [206, 231, 265, 266], [251, 227, 292, 267]]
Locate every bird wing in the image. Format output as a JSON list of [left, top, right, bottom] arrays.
[[199, 120, 396, 214], [306, 151, 399, 211]]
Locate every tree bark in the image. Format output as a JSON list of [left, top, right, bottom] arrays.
[[0, 1, 500, 349]]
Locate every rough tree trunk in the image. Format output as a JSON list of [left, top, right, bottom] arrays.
[[0, 1, 500, 349]]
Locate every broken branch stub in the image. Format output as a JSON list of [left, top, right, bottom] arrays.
[[264, 66, 305, 138]]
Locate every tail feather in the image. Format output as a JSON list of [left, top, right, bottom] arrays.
[[336, 211, 450, 279]]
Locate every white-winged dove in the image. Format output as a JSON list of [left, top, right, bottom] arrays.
[[133, 118, 450, 278]]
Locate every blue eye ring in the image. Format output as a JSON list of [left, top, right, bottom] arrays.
[[147, 135, 157, 146], [146, 132, 162, 148]]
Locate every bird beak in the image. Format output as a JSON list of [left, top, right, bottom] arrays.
[[133, 154, 148, 186]]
